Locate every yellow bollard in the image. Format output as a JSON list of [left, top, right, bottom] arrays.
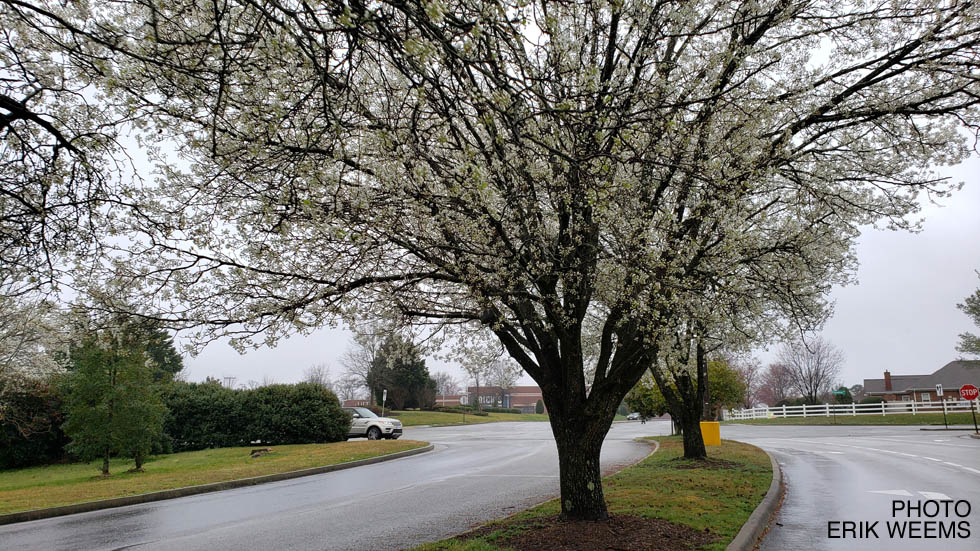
[[700, 421, 721, 446]]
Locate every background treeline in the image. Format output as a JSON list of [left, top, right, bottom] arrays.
[[1, 376, 351, 469]]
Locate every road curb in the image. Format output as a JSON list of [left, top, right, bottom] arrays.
[[0, 443, 434, 526], [726, 448, 783, 551], [971, 434, 980, 439]]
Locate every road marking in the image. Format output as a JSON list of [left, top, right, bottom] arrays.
[[922, 457, 943, 462], [870, 490, 914, 497], [933, 439, 950, 442], [820, 451, 844, 454], [920, 492, 951, 500], [965, 467, 980, 475], [945, 462, 963, 467]]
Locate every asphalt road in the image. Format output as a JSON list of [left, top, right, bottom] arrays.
[[0, 421, 668, 551], [724, 424, 980, 551]]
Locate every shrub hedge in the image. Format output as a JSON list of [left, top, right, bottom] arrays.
[[163, 381, 349, 451]]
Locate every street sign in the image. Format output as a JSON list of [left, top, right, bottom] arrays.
[[383, 389, 387, 402], [961, 384, 979, 401], [936, 384, 943, 397], [833, 389, 847, 396]]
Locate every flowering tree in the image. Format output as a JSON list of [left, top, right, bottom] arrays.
[[957, 275, 980, 357], [7, 0, 980, 520]]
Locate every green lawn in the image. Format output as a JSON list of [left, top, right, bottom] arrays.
[[414, 436, 773, 551], [0, 440, 427, 514], [726, 412, 978, 426]]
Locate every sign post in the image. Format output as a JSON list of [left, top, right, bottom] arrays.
[[937, 384, 948, 429], [832, 389, 847, 424], [382, 389, 388, 417], [960, 385, 979, 434]]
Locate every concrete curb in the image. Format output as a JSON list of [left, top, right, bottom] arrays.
[[971, 433, 980, 439], [0, 443, 434, 526], [726, 448, 783, 551]]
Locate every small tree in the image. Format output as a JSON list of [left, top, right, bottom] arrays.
[[63, 322, 166, 474], [535, 399, 545, 415], [625, 376, 669, 419], [705, 361, 748, 421]]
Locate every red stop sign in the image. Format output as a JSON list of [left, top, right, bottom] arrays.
[[961, 385, 980, 401]]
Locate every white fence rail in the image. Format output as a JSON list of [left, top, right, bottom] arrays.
[[728, 399, 977, 420]]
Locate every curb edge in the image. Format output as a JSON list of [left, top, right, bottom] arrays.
[[726, 448, 784, 551]]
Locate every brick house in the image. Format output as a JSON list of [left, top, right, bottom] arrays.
[[463, 385, 545, 413], [863, 360, 980, 401], [341, 399, 371, 407]]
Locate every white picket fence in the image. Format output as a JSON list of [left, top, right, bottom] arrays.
[[728, 399, 977, 420]]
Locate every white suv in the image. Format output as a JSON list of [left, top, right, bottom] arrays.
[[343, 407, 403, 440]]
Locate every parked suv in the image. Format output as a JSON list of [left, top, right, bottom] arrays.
[[343, 407, 403, 440]]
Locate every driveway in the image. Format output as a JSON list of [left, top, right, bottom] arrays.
[[724, 424, 980, 551], [0, 421, 669, 551]]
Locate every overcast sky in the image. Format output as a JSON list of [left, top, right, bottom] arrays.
[[182, 156, 980, 392]]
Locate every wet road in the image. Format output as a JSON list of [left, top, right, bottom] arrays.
[[0, 421, 669, 551], [724, 424, 980, 551]]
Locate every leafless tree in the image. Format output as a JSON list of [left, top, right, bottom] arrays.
[[339, 322, 393, 405], [733, 358, 762, 408], [755, 363, 795, 406], [486, 359, 523, 407], [303, 363, 332, 390], [432, 371, 460, 397], [778, 338, 845, 405], [333, 372, 363, 401]]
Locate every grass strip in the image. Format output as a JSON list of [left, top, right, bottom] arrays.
[[413, 436, 772, 551], [724, 412, 978, 426], [0, 440, 427, 514]]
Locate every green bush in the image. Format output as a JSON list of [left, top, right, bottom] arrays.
[[163, 381, 349, 451], [163, 381, 246, 451], [0, 374, 69, 469], [481, 407, 521, 414], [536, 399, 545, 414], [860, 396, 885, 404]]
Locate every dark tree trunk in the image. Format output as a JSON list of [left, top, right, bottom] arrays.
[[549, 408, 613, 521], [101, 447, 110, 475], [651, 339, 709, 459], [134, 451, 144, 470]]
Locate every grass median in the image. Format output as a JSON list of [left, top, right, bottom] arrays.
[[414, 436, 772, 551], [725, 412, 978, 426], [0, 439, 427, 515]]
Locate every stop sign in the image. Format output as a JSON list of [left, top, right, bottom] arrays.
[[961, 385, 980, 401]]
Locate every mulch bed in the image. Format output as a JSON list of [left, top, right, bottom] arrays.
[[464, 514, 718, 551], [669, 457, 740, 470]]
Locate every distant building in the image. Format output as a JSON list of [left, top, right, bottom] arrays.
[[463, 385, 544, 414], [342, 399, 371, 407], [863, 360, 980, 401], [434, 394, 466, 407]]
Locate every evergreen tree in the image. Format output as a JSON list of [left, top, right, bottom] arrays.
[[62, 321, 167, 474]]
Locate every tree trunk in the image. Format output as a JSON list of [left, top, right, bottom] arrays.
[[101, 447, 110, 475], [551, 415, 610, 521], [677, 407, 707, 459], [134, 451, 144, 470]]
